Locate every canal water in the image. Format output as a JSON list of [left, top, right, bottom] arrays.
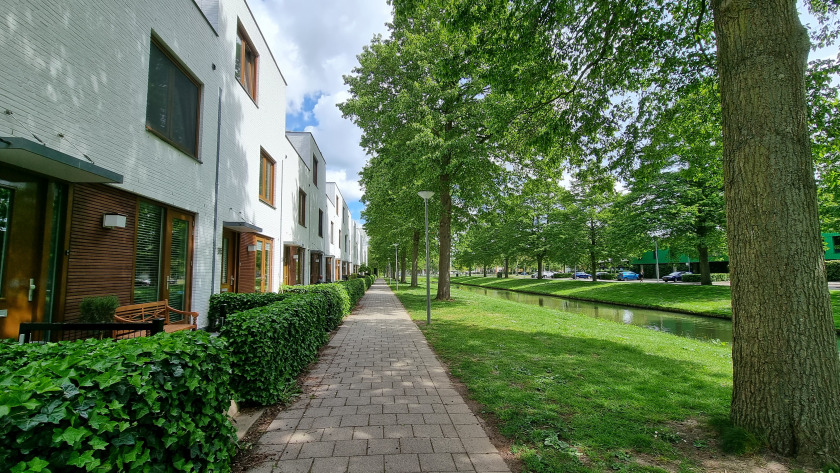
[[454, 284, 840, 351]]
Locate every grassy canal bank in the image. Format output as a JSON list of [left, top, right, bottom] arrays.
[[451, 276, 840, 332], [393, 283, 737, 472]]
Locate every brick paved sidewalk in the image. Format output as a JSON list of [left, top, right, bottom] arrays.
[[246, 279, 510, 473]]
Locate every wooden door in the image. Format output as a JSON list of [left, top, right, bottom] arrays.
[[163, 211, 192, 311], [0, 168, 47, 339], [220, 229, 238, 292]]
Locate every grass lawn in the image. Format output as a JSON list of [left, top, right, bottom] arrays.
[[452, 276, 840, 331], [393, 282, 734, 472]]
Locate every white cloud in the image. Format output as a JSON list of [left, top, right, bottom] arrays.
[[326, 168, 364, 202]]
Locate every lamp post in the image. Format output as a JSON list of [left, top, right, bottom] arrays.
[[393, 243, 399, 291], [418, 191, 434, 324]]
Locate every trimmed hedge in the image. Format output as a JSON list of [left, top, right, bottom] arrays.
[[0, 332, 236, 472], [280, 283, 351, 331], [208, 291, 294, 329], [552, 273, 573, 279], [681, 273, 730, 283], [827, 260, 840, 282], [364, 275, 375, 288], [220, 293, 332, 405], [338, 278, 367, 308]]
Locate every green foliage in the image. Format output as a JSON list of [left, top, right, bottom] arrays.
[[207, 292, 292, 329], [338, 278, 367, 308], [827, 261, 840, 282], [281, 283, 351, 331], [681, 273, 729, 283], [708, 417, 764, 455], [220, 293, 332, 405], [79, 295, 120, 323], [0, 332, 236, 472], [552, 273, 573, 279]]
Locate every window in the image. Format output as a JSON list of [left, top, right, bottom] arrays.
[[834, 235, 840, 253], [331, 222, 334, 243], [345, 234, 349, 250], [336, 196, 339, 215], [259, 151, 275, 205], [338, 230, 341, 249], [235, 27, 258, 100], [313, 156, 318, 186], [298, 188, 307, 226], [255, 236, 272, 292], [146, 40, 200, 157], [318, 209, 324, 237]]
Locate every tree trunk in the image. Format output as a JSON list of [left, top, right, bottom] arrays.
[[697, 244, 712, 286], [537, 256, 543, 279], [504, 257, 509, 278], [712, 0, 840, 463], [436, 171, 452, 300], [483, 265, 487, 277], [411, 229, 420, 287], [589, 250, 597, 282], [400, 249, 407, 283]]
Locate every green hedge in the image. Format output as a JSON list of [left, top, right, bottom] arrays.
[[338, 278, 367, 308], [220, 293, 331, 405], [364, 275, 375, 288], [0, 332, 235, 472], [827, 260, 840, 282], [681, 273, 730, 283], [207, 292, 293, 329], [280, 283, 350, 331], [552, 272, 573, 279]]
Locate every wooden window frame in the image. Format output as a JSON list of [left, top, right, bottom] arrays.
[[255, 235, 273, 293], [235, 25, 258, 101], [259, 151, 275, 206], [145, 38, 202, 159], [298, 188, 307, 227]]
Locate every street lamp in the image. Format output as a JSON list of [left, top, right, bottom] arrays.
[[393, 243, 399, 291], [418, 191, 434, 324]]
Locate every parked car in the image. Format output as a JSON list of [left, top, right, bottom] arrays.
[[662, 271, 692, 282], [616, 271, 640, 281], [531, 271, 556, 279], [573, 271, 591, 279]]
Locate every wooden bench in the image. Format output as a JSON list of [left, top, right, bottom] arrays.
[[114, 301, 197, 333]]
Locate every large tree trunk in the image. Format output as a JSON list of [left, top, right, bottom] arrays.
[[589, 250, 597, 282], [712, 0, 840, 462], [697, 243, 712, 286], [504, 257, 509, 278], [411, 230, 420, 287], [436, 171, 452, 300], [400, 249, 407, 283], [537, 256, 544, 279]]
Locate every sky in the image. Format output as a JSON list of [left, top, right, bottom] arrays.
[[247, 0, 393, 223]]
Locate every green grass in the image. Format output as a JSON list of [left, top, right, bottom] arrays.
[[394, 282, 734, 472], [452, 276, 840, 331]]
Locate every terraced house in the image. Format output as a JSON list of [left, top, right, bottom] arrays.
[[0, 0, 368, 337]]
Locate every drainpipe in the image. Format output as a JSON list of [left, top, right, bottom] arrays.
[[278, 156, 286, 292], [210, 88, 222, 300]]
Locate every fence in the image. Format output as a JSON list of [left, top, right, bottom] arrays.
[[18, 319, 165, 343]]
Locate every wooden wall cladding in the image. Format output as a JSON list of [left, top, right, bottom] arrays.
[[63, 184, 137, 322], [238, 232, 256, 294]]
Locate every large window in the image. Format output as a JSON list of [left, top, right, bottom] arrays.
[[331, 222, 334, 243], [259, 151, 275, 205], [146, 40, 200, 157], [235, 27, 258, 100], [255, 236, 272, 293], [298, 189, 307, 226], [318, 209, 324, 237], [313, 156, 318, 186]]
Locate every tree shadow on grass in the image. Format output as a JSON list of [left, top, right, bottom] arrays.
[[418, 316, 733, 472]]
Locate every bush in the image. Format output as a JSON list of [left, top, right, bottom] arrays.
[[338, 278, 367, 308], [207, 292, 293, 329], [552, 272, 573, 279], [0, 332, 236, 472], [220, 293, 332, 405], [827, 260, 840, 281], [79, 294, 120, 323], [281, 283, 350, 331], [595, 273, 618, 280], [681, 273, 730, 283], [364, 275, 375, 288]]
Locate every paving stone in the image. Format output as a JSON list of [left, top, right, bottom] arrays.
[[273, 458, 313, 473], [419, 453, 457, 472], [311, 456, 349, 473], [431, 438, 465, 453], [297, 441, 335, 458], [368, 438, 401, 455], [333, 439, 368, 457], [468, 453, 509, 472], [460, 437, 497, 454], [400, 437, 434, 454], [349, 454, 384, 473], [384, 453, 421, 473]]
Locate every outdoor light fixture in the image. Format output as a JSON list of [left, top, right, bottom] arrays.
[[393, 243, 399, 291], [247, 245, 257, 252], [418, 191, 434, 324], [102, 214, 127, 229]]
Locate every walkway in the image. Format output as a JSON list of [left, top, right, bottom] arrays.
[[247, 280, 511, 473]]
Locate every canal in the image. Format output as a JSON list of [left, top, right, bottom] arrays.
[[454, 284, 840, 351]]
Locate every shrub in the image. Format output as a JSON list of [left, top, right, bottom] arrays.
[[595, 272, 618, 280], [338, 278, 367, 308], [681, 273, 730, 283], [220, 293, 331, 405], [207, 292, 293, 329], [552, 272, 573, 279], [79, 294, 120, 323], [365, 275, 375, 288], [281, 283, 350, 331], [0, 332, 236, 472], [827, 260, 840, 282]]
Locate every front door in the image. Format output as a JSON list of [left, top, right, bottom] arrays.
[[0, 168, 47, 339], [164, 211, 192, 311], [220, 228, 238, 293]]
